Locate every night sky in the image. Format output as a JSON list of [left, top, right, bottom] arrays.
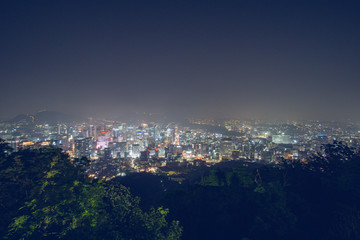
[[1, 0, 360, 120]]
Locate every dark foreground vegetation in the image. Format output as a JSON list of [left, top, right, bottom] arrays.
[[0, 139, 181, 240], [1, 139, 360, 240]]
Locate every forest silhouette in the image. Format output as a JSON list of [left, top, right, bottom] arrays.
[[1, 139, 360, 239]]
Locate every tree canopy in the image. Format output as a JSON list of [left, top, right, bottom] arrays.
[[0, 140, 181, 240], [3, 139, 360, 240]]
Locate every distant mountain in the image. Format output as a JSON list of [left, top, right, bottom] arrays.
[[8, 114, 33, 123], [34, 111, 76, 124], [181, 121, 243, 136], [8, 111, 84, 125]]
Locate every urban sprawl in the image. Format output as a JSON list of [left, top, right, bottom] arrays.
[[1, 114, 359, 182]]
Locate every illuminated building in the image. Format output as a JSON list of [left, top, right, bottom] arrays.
[[75, 137, 94, 159], [272, 135, 292, 144], [220, 138, 235, 159]]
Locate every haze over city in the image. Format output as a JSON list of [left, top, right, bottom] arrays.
[[1, 0, 360, 120], [3, 1, 360, 240]]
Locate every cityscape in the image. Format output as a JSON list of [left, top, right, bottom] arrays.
[[2, 111, 360, 181], [2, 1, 360, 239]]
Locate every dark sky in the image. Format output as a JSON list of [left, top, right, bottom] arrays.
[[1, 0, 360, 120]]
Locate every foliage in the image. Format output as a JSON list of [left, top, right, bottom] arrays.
[[153, 141, 360, 240], [99, 181, 182, 240], [162, 167, 295, 240], [0, 141, 181, 240], [4, 138, 360, 240]]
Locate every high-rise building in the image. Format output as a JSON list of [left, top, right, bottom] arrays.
[[75, 137, 94, 159]]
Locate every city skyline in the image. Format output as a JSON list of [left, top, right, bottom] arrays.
[[2, 2, 360, 237], [1, 1, 360, 120]]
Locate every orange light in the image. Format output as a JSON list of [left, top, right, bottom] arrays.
[[21, 141, 35, 146]]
